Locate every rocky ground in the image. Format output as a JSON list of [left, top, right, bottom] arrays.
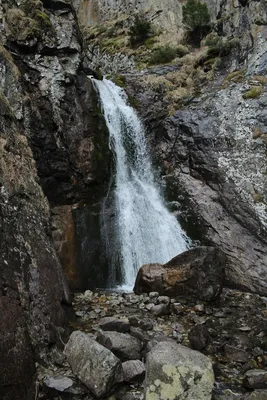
[[36, 286, 267, 399]]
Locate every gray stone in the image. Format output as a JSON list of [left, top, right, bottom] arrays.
[[122, 360, 146, 382], [150, 303, 170, 317], [130, 327, 150, 343], [64, 331, 123, 398], [96, 331, 142, 361], [157, 296, 171, 304], [244, 370, 267, 389], [129, 316, 154, 330], [144, 341, 214, 400], [149, 292, 159, 299], [188, 324, 210, 351]]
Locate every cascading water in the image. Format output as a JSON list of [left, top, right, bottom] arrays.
[[92, 78, 190, 289]]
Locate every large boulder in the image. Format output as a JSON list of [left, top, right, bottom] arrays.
[[96, 331, 142, 361], [134, 246, 225, 302], [64, 331, 123, 398], [144, 341, 214, 400]]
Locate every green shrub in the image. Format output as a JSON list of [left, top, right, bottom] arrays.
[[149, 45, 178, 65], [207, 37, 240, 58], [144, 36, 157, 49], [106, 25, 117, 38], [224, 70, 245, 83], [242, 86, 264, 99], [129, 14, 152, 46], [183, 0, 210, 32], [176, 44, 190, 57], [112, 75, 126, 87], [204, 32, 220, 47]]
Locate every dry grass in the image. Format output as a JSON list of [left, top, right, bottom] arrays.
[[249, 75, 267, 85], [141, 47, 213, 112], [0, 44, 20, 80]]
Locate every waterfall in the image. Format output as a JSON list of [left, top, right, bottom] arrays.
[[92, 78, 189, 289]]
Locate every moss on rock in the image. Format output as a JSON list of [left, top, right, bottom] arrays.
[[242, 86, 264, 99], [5, 0, 53, 44]]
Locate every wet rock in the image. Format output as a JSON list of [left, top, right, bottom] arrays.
[[145, 341, 214, 400], [64, 331, 123, 398], [149, 292, 159, 299], [224, 344, 250, 363], [124, 294, 140, 304], [189, 324, 210, 351], [244, 370, 267, 389], [157, 296, 170, 304], [122, 360, 146, 383], [150, 303, 170, 317], [96, 331, 142, 361], [134, 246, 225, 302], [98, 317, 130, 333]]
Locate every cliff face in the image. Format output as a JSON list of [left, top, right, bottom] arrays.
[[73, 0, 267, 84], [74, 0, 267, 294], [74, 0, 183, 32], [0, 31, 69, 400], [126, 73, 267, 294], [0, 0, 110, 398], [1, 0, 267, 397]]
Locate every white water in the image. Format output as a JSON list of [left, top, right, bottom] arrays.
[[93, 78, 189, 289]]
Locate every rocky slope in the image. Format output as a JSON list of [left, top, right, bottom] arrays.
[[36, 286, 267, 399]]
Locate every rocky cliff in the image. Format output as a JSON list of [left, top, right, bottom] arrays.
[[1, 0, 267, 398], [74, 0, 267, 295], [0, 0, 111, 398]]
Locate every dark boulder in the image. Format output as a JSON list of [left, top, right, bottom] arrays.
[[189, 324, 210, 351], [134, 246, 226, 302], [96, 331, 142, 361]]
